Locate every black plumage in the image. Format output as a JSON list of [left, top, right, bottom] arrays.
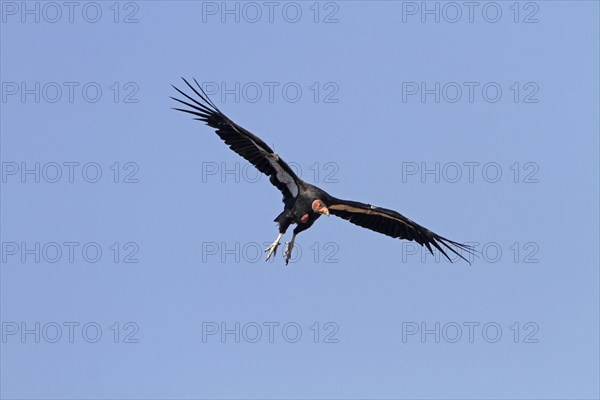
[[172, 78, 474, 265]]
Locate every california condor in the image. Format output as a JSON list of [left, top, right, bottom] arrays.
[[172, 78, 474, 265]]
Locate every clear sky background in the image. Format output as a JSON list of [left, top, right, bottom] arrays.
[[1, 1, 599, 399]]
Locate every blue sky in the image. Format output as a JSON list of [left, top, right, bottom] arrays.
[[1, 1, 599, 399]]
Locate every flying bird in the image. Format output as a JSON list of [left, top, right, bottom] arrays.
[[172, 78, 474, 265]]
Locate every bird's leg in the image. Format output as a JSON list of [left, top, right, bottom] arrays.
[[283, 233, 297, 266], [265, 232, 284, 261]]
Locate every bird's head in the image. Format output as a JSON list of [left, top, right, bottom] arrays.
[[312, 199, 330, 216]]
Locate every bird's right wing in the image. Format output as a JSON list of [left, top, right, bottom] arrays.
[[171, 78, 301, 202], [327, 198, 474, 263]]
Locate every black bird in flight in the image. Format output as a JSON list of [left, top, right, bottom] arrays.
[[172, 78, 474, 265]]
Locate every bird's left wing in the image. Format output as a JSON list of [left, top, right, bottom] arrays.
[[171, 78, 301, 202], [327, 198, 474, 263]]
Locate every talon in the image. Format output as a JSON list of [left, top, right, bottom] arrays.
[[283, 233, 296, 266], [265, 242, 280, 261], [283, 243, 292, 265], [265, 233, 284, 262]]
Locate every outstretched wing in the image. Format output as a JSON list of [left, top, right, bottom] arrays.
[[328, 199, 474, 263], [171, 78, 300, 202]]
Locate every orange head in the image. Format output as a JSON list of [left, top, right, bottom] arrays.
[[312, 199, 329, 216]]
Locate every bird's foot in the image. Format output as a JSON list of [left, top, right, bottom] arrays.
[[265, 241, 280, 261], [265, 233, 284, 261], [283, 240, 295, 266]]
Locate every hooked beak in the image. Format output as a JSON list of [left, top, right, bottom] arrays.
[[318, 206, 330, 216]]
